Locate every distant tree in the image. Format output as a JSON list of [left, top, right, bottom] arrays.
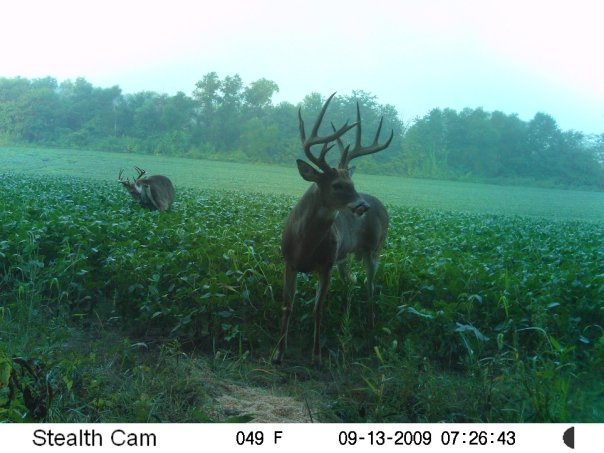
[[588, 133, 604, 165], [193, 71, 222, 115], [299, 92, 325, 118], [192, 72, 222, 149], [238, 117, 280, 160], [161, 91, 196, 132], [490, 111, 529, 177], [0, 77, 35, 140], [58, 78, 121, 145], [243, 78, 279, 114], [264, 101, 299, 164], [447, 108, 500, 177], [556, 130, 604, 187], [13, 77, 60, 143], [59, 78, 95, 132], [527, 112, 562, 177], [216, 75, 244, 150], [402, 108, 450, 177]]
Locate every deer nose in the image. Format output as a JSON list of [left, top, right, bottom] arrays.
[[351, 200, 370, 216]]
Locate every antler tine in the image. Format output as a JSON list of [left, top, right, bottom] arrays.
[[299, 92, 357, 172], [318, 142, 335, 162], [344, 102, 394, 166], [117, 168, 129, 185], [354, 102, 362, 152], [310, 92, 337, 138], [298, 108, 307, 144], [134, 166, 146, 179], [331, 122, 352, 169]]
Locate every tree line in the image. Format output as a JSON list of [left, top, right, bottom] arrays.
[[1, 74, 603, 189]]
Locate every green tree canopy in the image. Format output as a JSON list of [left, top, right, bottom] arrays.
[[0, 74, 602, 189]]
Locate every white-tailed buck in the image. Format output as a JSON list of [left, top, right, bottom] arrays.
[[274, 93, 393, 364], [118, 166, 175, 211]]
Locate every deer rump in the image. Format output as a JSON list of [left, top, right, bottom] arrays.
[[136, 175, 175, 211]]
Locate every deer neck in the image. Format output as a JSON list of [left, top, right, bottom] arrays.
[[283, 184, 339, 269], [297, 183, 338, 228]]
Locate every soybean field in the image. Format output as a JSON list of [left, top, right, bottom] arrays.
[[1, 147, 603, 422]]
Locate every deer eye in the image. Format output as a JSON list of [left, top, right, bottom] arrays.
[[332, 182, 344, 191]]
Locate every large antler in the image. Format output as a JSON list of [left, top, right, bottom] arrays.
[[134, 166, 147, 180], [117, 169, 131, 186], [338, 103, 394, 169], [299, 92, 357, 173]]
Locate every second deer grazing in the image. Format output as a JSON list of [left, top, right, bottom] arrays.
[[118, 166, 175, 212], [274, 93, 393, 364]]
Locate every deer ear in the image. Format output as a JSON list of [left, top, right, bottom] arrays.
[[296, 159, 321, 182], [347, 166, 356, 177]]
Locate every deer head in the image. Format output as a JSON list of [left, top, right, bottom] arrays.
[[296, 92, 393, 215], [117, 166, 146, 202]]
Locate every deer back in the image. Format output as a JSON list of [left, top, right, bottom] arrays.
[[136, 175, 175, 211]]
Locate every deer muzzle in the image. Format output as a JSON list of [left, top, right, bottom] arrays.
[[350, 199, 370, 216]]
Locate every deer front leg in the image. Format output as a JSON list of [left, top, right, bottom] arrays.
[[313, 267, 331, 364], [364, 253, 380, 329], [273, 265, 297, 364]]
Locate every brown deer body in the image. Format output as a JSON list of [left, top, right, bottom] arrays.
[[118, 166, 175, 211], [274, 93, 392, 364]]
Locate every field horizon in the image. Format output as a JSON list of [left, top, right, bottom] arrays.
[[2, 146, 604, 222]]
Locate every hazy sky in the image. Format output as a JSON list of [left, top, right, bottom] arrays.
[[2, 0, 603, 134]]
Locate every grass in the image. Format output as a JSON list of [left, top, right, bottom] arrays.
[[2, 145, 604, 221], [1, 146, 603, 423]]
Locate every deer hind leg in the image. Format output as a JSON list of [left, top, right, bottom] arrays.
[[337, 259, 350, 284], [364, 253, 380, 298], [363, 253, 380, 328], [312, 268, 331, 364], [273, 265, 297, 364]]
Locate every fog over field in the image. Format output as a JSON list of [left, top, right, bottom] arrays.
[[1, 0, 603, 134]]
